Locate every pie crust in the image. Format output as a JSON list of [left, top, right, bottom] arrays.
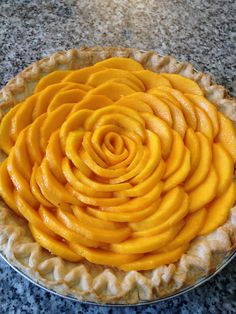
[[0, 46, 235, 304]]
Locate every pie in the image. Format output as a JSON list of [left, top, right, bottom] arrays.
[[0, 46, 235, 304]]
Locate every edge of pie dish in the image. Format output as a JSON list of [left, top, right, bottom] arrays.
[[0, 46, 235, 304]]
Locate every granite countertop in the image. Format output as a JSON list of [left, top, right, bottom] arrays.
[[0, 0, 236, 313]]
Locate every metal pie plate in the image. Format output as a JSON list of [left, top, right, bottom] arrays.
[[0, 250, 235, 306]]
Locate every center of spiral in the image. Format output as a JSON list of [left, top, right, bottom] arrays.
[[103, 132, 124, 155]]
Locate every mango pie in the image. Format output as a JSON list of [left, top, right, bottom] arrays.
[[0, 47, 235, 304]]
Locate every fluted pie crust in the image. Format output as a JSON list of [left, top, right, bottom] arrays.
[[0, 46, 235, 304]]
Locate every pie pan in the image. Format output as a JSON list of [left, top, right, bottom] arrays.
[[0, 46, 235, 305], [0, 250, 235, 306]]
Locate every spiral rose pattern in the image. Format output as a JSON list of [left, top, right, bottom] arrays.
[[0, 57, 236, 271]]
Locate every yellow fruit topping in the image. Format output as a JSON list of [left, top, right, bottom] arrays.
[[0, 57, 235, 271]]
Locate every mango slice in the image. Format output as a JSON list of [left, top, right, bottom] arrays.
[[157, 97, 187, 138], [185, 94, 219, 137], [62, 157, 110, 198], [184, 128, 200, 175], [163, 149, 191, 192], [108, 135, 138, 169], [103, 182, 163, 213], [72, 205, 122, 230], [84, 104, 145, 134], [189, 165, 218, 212], [0, 160, 20, 214], [60, 109, 92, 149], [108, 149, 146, 184], [70, 242, 141, 266], [11, 95, 37, 142], [45, 130, 66, 184], [141, 112, 173, 158], [199, 182, 236, 235], [40, 103, 73, 150], [162, 73, 204, 95], [64, 130, 92, 176], [67, 184, 128, 208], [36, 159, 80, 207], [63, 82, 92, 92], [119, 244, 188, 271], [12, 128, 32, 181], [16, 195, 53, 235], [185, 133, 212, 191], [118, 159, 165, 197], [26, 113, 46, 164], [110, 222, 184, 254], [148, 88, 182, 108], [126, 93, 173, 126], [130, 130, 161, 184], [130, 187, 185, 231], [213, 143, 234, 196], [39, 206, 100, 248], [72, 95, 113, 112], [163, 130, 185, 179], [102, 78, 143, 92], [94, 57, 144, 71], [80, 149, 127, 179], [101, 142, 129, 166], [82, 132, 108, 168], [132, 194, 189, 237], [148, 88, 188, 137], [163, 208, 207, 250], [115, 98, 153, 113], [195, 106, 214, 141], [87, 68, 145, 91], [91, 116, 146, 146], [30, 165, 54, 208], [133, 70, 171, 89], [32, 83, 70, 119], [88, 200, 161, 223], [63, 65, 106, 83], [47, 89, 86, 112], [7, 150, 38, 208], [35, 71, 72, 93], [157, 86, 197, 130], [57, 208, 131, 243], [216, 112, 236, 162], [87, 81, 136, 101], [30, 223, 83, 262], [0, 103, 21, 154], [74, 168, 131, 192], [89, 124, 123, 163]]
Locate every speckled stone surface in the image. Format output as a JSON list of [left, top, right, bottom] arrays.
[[0, 0, 236, 313]]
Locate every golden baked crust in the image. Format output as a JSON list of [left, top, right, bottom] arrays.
[[0, 46, 235, 304]]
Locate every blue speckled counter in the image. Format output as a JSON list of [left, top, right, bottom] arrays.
[[0, 1, 236, 313]]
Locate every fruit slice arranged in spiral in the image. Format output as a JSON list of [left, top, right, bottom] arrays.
[[0, 57, 235, 271], [30, 223, 84, 262]]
